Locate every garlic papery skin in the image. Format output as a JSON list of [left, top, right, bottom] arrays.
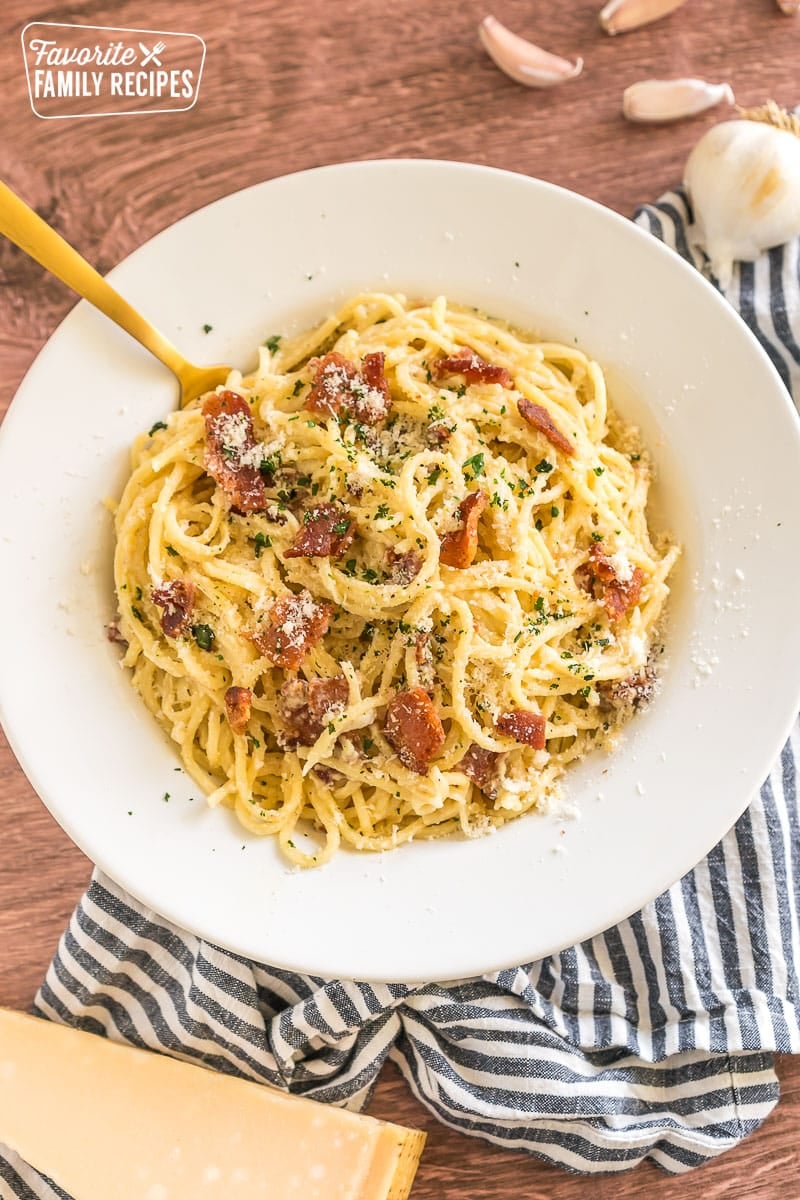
[[776, 0, 800, 14], [684, 119, 800, 289], [479, 16, 583, 87], [623, 79, 734, 124], [599, 0, 688, 35]]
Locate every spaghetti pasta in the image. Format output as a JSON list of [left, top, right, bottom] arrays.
[[112, 294, 679, 867]]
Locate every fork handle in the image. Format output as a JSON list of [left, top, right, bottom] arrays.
[[0, 179, 188, 380]]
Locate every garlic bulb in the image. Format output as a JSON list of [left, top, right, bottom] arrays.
[[776, 0, 800, 14], [684, 115, 800, 288], [623, 79, 734, 124], [479, 15, 583, 87], [599, 0, 688, 35]]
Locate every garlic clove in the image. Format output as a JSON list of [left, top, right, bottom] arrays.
[[479, 15, 583, 88], [623, 79, 734, 124], [684, 117, 800, 289], [599, 0, 688, 35], [776, 0, 800, 13]]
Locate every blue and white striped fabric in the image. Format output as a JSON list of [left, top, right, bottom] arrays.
[[3, 190, 800, 1197]]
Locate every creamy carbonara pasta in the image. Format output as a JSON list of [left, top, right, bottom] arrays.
[[111, 294, 679, 866]]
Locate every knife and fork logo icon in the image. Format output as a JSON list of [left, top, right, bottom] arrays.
[[138, 40, 166, 67]]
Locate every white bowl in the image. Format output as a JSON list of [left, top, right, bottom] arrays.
[[1, 161, 799, 982]]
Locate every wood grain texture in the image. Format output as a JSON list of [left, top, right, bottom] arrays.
[[1, 0, 800, 1195]]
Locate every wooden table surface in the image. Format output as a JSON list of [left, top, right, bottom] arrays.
[[2, 0, 799, 1195]]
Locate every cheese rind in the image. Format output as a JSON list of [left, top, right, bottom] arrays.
[[0, 1008, 424, 1200]]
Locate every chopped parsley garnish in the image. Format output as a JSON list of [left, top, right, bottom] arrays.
[[362, 567, 379, 583], [534, 459, 553, 474], [327, 721, 336, 735], [591, 531, 604, 542], [135, 586, 143, 600], [131, 605, 145, 622], [332, 519, 350, 535], [163, 792, 170, 802], [375, 503, 390, 520], [292, 378, 305, 396], [427, 467, 442, 486], [428, 403, 446, 422], [253, 532, 271, 557], [462, 452, 485, 479], [166, 545, 178, 557], [260, 452, 281, 474], [264, 335, 282, 352], [593, 466, 605, 476], [534, 596, 546, 613], [148, 420, 167, 436], [362, 736, 375, 752], [191, 623, 215, 651], [343, 559, 357, 577], [202, 323, 213, 334], [550, 505, 559, 517]]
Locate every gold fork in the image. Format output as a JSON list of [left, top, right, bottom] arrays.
[[0, 179, 230, 407]]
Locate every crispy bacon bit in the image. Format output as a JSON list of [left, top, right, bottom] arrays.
[[384, 687, 446, 774], [587, 543, 644, 621], [248, 589, 332, 670], [151, 580, 196, 638], [105, 621, 127, 647], [599, 667, 658, 711], [517, 397, 575, 457], [433, 346, 513, 388], [440, 490, 488, 569], [358, 352, 392, 422], [304, 351, 392, 424], [312, 765, 346, 786], [386, 547, 422, 585], [426, 421, 452, 447], [284, 503, 356, 560], [458, 744, 501, 801], [277, 675, 349, 746], [496, 709, 547, 749], [224, 686, 252, 735], [202, 391, 267, 514]]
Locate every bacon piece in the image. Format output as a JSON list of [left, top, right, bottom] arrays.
[[458, 744, 501, 801], [384, 686, 446, 774], [248, 590, 332, 670], [224, 686, 252, 735], [433, 346, 512, 388], [357, 352, 392, 423], [105, 621, 127, 647], [496, 709, 546, 749], [599, 667, 658, 711], [386, 547, 422, 585], [440, 490, 488, 569], [426, 421, 452, 447], [304, 351, 392, 424], [517, 396, 575, 457], [277, 675, 349, 746], [312, 764, 346, 786], [284, 503, 356, 560], [203, 391, 267, 514], [305, 352, 359, 418], [587, 543, 645, 621], [151, 580, 196, 638]]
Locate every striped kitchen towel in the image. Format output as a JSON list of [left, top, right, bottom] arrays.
[[2, 190, 800, 1197]]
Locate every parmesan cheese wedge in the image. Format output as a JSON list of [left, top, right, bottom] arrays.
[[0, 1008, 425, 1199]]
